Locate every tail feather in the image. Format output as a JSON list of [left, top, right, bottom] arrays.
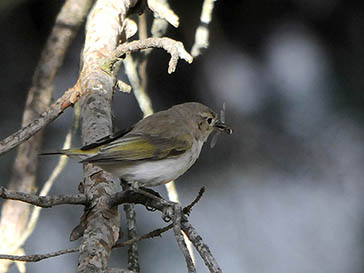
[[39, 151, 64, 156], [39, 148, 96, 160]]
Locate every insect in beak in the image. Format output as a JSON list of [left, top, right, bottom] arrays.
[[214, 121, 233, 135], [210, 103, 232, 148]]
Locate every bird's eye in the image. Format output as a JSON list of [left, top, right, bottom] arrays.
[[206, 117, 213, 125]]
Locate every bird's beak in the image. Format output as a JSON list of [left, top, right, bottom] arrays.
[[214, 121, 233, 135]]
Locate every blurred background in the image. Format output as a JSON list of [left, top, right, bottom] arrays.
[[1, 0, 364, 272]]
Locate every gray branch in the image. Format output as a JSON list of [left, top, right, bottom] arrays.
[[172, 205, 196, 273], [0, 247, 78, 262], [106, 37, 193, 74], [0, 0, 93, 156], [0, 187, 87, 207], [122, 183, 140, 272], [182, 221, 222, 273]]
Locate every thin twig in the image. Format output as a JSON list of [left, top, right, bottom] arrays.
[[182, 220, 222, 273], [0, 87, 82, 156], [114, 223, 173, 248], [0, 0, 92, 156], [0, 188, 87, 208], [0, 247, 79, 263], [183, 187, 205, 215], [165, 181, 196, 265], [147, 0, 179, 28], [124, 55, 154, 117], [0, 224, 174, 263], [172, 205, 196, 273], [19, 103, 81, 250], [110, 37, 193, 74], [122, 183, 140, 273], [191, 0, 216, 57]]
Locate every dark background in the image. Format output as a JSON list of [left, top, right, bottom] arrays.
[[1, 0, 364, 272]]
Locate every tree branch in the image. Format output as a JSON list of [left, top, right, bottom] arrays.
[[172, 204, 196, 273], [0, 224, 173, 263], [113, 223, 173, 248], [122, 183, 140, 272], [75, 0, 139, 271], [147, 0, 179, 28], [0, 0, 93, 156], [0, 187, 87, 208], [0, 247, 79, 263], [181, 221, 222, 273], [191, 0, 216, 57], [107, 37, 193, 74]]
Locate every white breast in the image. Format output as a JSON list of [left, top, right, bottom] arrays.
[[100, 140, 204, 187]]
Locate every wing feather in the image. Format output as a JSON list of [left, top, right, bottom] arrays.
[[81, 134, 193, 163]]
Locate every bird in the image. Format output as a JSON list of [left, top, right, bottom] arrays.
[[42, 102, 232, 187]]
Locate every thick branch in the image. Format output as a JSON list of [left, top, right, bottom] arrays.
[[0, 187, 87, 207], [76, 0, 139, 272]]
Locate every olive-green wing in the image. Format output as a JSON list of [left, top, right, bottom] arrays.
[[81, 134, 193, 163]]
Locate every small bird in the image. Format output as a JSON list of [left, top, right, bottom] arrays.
[[43, 102, 232, 187]]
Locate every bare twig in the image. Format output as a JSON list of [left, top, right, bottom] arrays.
[[147, 0, 179, 28], [124, 55, 154, 117], [0, 1, 92, 156], [165, 181, 196, 265], [114, 223, 173, 248], [0, 89, 80, 156], [150, 0, 169, 38], [182, 221, 222, 273], [183, 187, 205, 215], [110, 37, 193, 74], [0, 247, 79, 262], [191, 0, 216, 57], [0, 188, 87, 207], [18, 104, 81, 248], [122, 183, 140, 273], [172, 205, 196, 273], [0, 224, 173, 263]]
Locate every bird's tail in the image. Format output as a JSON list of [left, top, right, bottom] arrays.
[[40, 148, 96, 160]]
